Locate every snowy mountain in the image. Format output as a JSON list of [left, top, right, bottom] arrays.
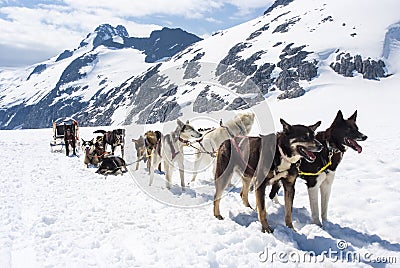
[[119, 0, 400, 125], [0, 24, 201, 129], [1, 0, 400, 130]]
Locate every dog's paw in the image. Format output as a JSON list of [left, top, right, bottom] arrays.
[[313, 220, 323, 227], [155, 170, 165, 175], [261, 225, 273, 233], [215, 215, 224, 220], [286, 223, 297, 232]]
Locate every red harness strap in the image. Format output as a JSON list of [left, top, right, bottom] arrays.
[[165, 134, 179, 160], [230, 137, 256, 174]]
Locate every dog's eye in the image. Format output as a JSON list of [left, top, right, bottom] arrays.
[[301, 134, 310, 141]]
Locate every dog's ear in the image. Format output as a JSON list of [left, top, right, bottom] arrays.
[[280, 119, 291, 133], [332, 110, 344, 125], [177, 119, 184, 128], [309, 121, 321, 132], [185, 120, 189, 124], [348, 110, 357, 122]]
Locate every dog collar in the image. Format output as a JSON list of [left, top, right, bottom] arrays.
[[326, 140, 342, 153], [178, 137, 190, 145]]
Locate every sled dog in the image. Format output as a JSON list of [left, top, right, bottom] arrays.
[[96, 155, 128, 175], [214, 119, 322, 233], [93, 129, 125, 158], [149, 119, 202, 190], [132, 131, 162, 172], [269, 110, 367, 226], [82, 138, 106, 167], [191, 112, 255, 182]]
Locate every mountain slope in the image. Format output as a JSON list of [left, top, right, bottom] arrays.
[[1, 0, 399, 129], [115, 0, 400, 125], [0, 25, 202, 129]]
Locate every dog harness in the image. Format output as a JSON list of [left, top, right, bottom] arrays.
[[297, 150, 333, 176], [230, 137, 256, 174], [165, 132, 188, 160], [184, 128, 218, 157]]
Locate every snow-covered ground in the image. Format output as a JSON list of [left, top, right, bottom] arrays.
[[1, 69, 399, 267]]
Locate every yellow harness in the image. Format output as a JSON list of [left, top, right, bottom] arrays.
[[297, 151, 333, 176]]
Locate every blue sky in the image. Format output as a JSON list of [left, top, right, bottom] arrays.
[[0, 0, 273, 67]]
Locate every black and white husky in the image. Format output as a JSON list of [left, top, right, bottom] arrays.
[[149, 119, 202, 190], [270, 110, 368, 226]]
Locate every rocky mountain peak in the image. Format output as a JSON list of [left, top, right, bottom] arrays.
[[92, 24, 129, 47]]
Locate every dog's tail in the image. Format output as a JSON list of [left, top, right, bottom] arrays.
[[93, 130, 107, 134]]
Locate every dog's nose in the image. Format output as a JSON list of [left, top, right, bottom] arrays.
[[361, 135, 368, 141], [315, 140, 323, 152]]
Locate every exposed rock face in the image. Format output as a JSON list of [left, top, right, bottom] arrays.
[[59, 54, 97, 85], [56, 50, 73, 62], [277, 85, 305, 99], [27, 64, 47, 80], [227, 97, 251, 110], [217, 42, 263, 85], [264, 0, 294, 15], [138, 99, 181, 124], [193, 86, 228, 113], [182, 52, 205, 79], [330, 52, 387, 80], [218, 43, 250, 67], [125, 27, 203, 63], [275, 43, 318, 99], [272, 17, 301, 33], [250, 63, 276, 94], [215, 42, 318, 100], [92, 24, 129, 49], [247, 24, 270, 40]]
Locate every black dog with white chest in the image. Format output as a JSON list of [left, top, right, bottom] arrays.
[[96, 155, 128, 175]]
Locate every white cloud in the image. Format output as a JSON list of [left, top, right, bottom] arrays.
[[221, 0, 275, 16], [62, 0, 224, 18], [0, 5, 161, 53], [0, 0, 273, 67], [60, 0, 272, 18], [205, 17, 223, 24]]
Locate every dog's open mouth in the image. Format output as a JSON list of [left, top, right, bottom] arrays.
[[344, 137, 362, 153], [297, 146, 317, 162]]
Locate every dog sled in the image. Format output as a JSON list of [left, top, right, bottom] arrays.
[[50, 117, 80, 155]]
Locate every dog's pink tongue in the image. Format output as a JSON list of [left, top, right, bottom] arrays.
[[348, 138, 362, 153], [306, 150, 316, 161]]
